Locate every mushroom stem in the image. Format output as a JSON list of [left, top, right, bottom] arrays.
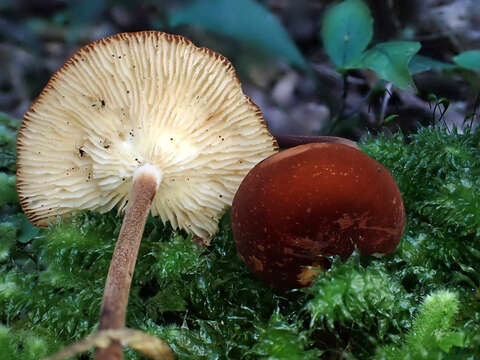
[[273, 134, 359, 150], [96, 164, 162, 360]]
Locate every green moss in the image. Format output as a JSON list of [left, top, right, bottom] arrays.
[[0, 221, 16, 262], [0, 112, 18, 172], [1, 120, 479, 359], [0, 326, 60, 360], [303, 256, 413, 357], [0, 173, 17, 207], [247, 311, 322, 360], [375, 290, 468, 359], [362, 127, 480, 293]]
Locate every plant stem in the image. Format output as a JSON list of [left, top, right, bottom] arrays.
[[379, 82, 393, 125], [327, 72, 349, 135], [95, 164, 161, 360]]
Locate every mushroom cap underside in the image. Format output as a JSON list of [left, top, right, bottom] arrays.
[[17, 31, 278, 239]]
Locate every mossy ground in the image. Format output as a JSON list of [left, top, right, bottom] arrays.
[[0, 113, 479, 359]]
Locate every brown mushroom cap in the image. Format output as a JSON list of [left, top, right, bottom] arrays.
[[231, 143, 405, 289], [17, 31, 278, 239]]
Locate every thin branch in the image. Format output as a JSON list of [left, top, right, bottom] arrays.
[[379, 83, 393, 125], [43, 329, 173, 360], [273, 134, 358, 149], [327, 73, 349, 135]]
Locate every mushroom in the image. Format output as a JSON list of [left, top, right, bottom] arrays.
[[231, 142, 405, 289], [16, 31, 277, 359]]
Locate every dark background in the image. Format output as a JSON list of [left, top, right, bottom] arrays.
[[1, 0, 479, 139]]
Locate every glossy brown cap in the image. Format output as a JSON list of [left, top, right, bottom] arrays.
[[231, 142, 405, 289]]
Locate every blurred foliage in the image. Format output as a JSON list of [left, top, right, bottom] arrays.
[[1, 0, 480, 138], [408, 55, 456, 75], [321, 0, 373, 69], [356, 41, 420, 92], [453, 50, 480, 72], [169, 0, 307, 69], [321, 0, 420, 91], [0, 113, 17, 172], [0, 173, 17, 207]]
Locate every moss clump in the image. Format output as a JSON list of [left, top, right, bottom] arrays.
[[303, 257, 413, 357], [362, 127, 480, 296], [375, 290, 467, 359]]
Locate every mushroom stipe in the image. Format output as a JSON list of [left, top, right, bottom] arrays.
[[96, 164, 161, 359]]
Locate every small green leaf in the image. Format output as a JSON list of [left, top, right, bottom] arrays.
[[169, 0, 307, 69], [409, 55, 455, 75], [437, 97, 450, 111], [0, 150, 16, 171], [383, 114, 399, 124], [0, 112, 20, 129], [0, 124, 15, 146], [321, 0, 373, 68], [9, 214, 39, 243], [357, 41, 421, 91], [453, 50, 480, 71], [427, 93, 438, 103]]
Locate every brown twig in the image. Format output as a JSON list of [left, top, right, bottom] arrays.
[[96, 166, 161, 360], [273, 134, 358, 149], [379, 83, 393, 125], [44, 329, 173, 360]]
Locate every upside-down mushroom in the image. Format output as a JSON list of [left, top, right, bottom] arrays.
[[17, 31, 277, 359], [232, 142, 405, 289]]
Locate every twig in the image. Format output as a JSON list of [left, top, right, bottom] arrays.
[[327, 73, 349, 134], [273, 134, 358, 149], [470, 93, 479, 128], [379, 83, 393, 125], [43, 329, 174, 360], [463, 92, 480, 129]]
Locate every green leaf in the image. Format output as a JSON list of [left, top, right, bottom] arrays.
[[0, 124, 15, 146], [409, 55, 455, 75], [453, 50, 480, 71], [0, 150, 16, 171], [169, 0, 307, 69], [321, 0, 373, 69], [357, 41, 421, 91], [0, 112, 20, 129], [9, 214, 39, 243], [383, 114, 399, 124], [427, 93, 438, 103]]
